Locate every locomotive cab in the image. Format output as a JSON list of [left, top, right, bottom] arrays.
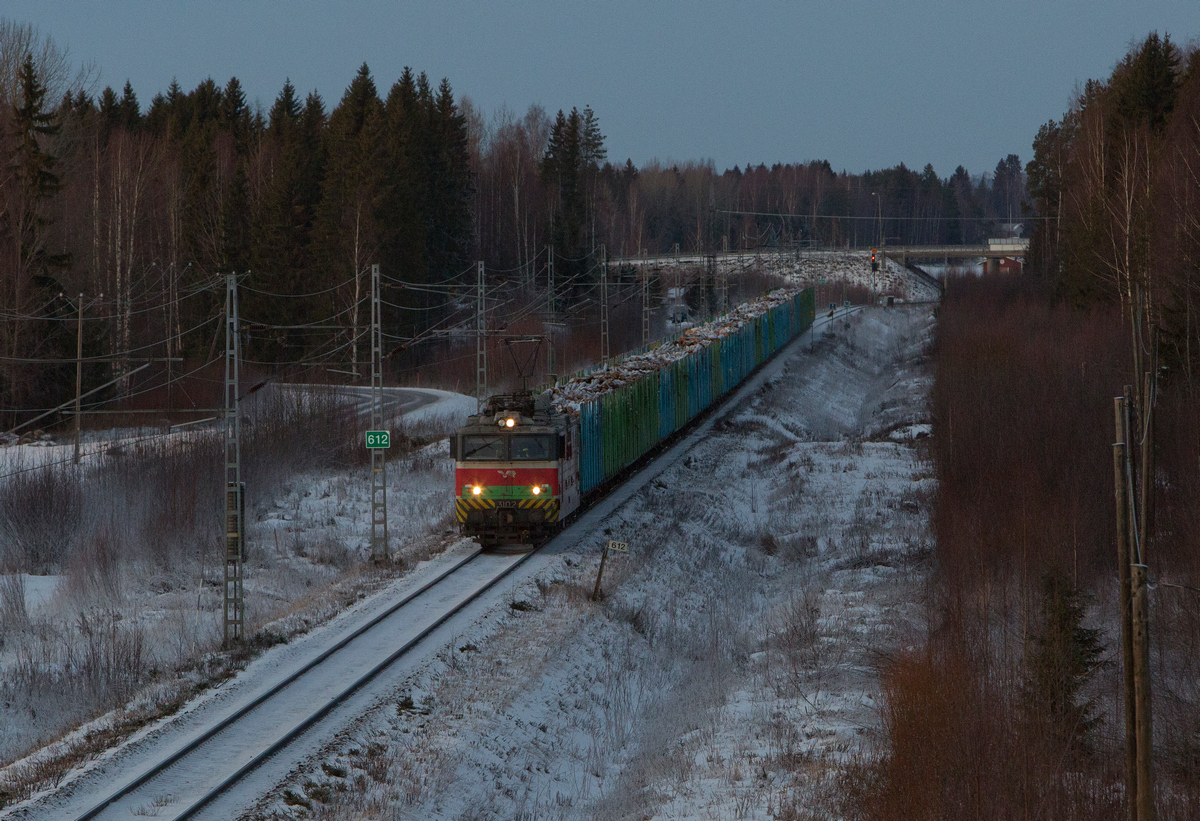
[[453, 391, 581, 549]]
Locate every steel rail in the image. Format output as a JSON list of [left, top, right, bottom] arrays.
[[72, 547, 489, 821], [174, 546, 546, 820], [66, 303, 862, 821]]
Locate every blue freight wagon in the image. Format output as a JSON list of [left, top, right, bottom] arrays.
[[452, 287, 816, 548]]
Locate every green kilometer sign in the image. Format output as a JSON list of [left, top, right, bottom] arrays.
[[365, 430, 390, 449]]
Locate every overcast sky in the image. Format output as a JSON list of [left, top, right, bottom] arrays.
[[8, 2, 1197, 179]]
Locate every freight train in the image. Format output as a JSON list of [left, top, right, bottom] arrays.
[[453, 287, 816, 548], [452, 392, 581, 548]]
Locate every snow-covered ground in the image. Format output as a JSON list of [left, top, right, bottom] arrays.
[[244, 303, 936, 821], [626, 249, 943, 304], [0, 257, 935, 817], [0, 391, 476, 782]]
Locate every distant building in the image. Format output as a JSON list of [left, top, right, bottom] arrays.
[[980, 256, 1023, 275]]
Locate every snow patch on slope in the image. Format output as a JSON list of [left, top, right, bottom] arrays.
[[257, 304, 936, 820]]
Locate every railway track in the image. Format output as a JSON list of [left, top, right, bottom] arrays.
[[16, 546, 543, 821], [10, 305, 859, 821]]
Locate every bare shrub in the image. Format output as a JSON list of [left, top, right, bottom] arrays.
[[72, 611, 147, 707], [0, 573, 29, 636], [860, 641, 1123, 821], [864, 274, 1166, 820], [0, 462, 82, 572], [123, 434, 221, 570], [931, 273, 1126, 598], [0, 608, 148, 768], [307, 535, 352, 569], [764, 589, 821, 699], [244, 386, 362, 481], [62, 522, 125, 607]]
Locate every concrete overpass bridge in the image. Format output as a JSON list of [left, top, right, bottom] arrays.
[[880, 238, 1030, 274], [612, 239, 1030, 268]]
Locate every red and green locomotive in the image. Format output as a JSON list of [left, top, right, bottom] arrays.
[[452, 392, 581, 549], [452, 288, 817, 550]]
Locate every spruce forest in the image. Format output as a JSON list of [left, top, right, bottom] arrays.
[[869, 34, 1200, 820], [1, 22, 1027, 427], [5, 14, 1200, 821]]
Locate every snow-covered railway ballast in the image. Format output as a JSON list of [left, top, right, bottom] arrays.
[[453, 287, 816, 549]]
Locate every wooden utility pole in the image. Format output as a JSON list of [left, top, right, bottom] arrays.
[[1131, 547, 1155, 821], [1114, 394, 1138, 819], [1132, 373, 1156, 821], [1116, 382, 1156, 821]]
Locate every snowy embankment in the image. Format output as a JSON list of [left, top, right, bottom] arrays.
[[252, 305, 936, 821], [1, 270, 934, 816], [628, 249, 943, 304], [0, 391, 475, 791]]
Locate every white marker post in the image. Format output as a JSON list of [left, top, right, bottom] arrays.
[[592, 540, 628, 601]]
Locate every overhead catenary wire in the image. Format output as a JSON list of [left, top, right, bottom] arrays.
[[384, 285, 546, 347], [0, 312, 222, 363], [4, 362, 154, 436], [716, 208, 1052, 222], [9, 307, 369, 412], [0, 413, 221, 481], [241, 293, 368, 330], [379, 296, 463, 312], [379, 260, 477, 289], [379, 285, 530, 348], [240, 274, 359, 299], [380, 281, 466, 294], [377, 254, 551, 292], [240, 326, 372, 368], [476, 249, 547, 275], [6, 263, 723, 439], [5, 257, 621, 426], [0, 277, 217, 324], [34, 354, 228, 422], [382, 286, 655, 383], [379, 261, 613, 349]]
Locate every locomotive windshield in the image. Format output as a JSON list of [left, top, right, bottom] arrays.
[[458, 433, 555, 461], [461, 435, 506, 461], [509, 435, 552, 461]]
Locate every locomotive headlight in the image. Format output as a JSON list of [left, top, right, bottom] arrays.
[[471, 485, 483, 496], [531, 485, 542, 495], [502, 417, 516, 428]]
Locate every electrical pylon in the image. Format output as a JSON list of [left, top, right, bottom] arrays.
[[369, 264, 388, 563], [476, 261, 486, 406], [223, 272, 244, 648], [601, 245, 609, 362], [642, 253, 650, 346], [547, 246, 556, 378]]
